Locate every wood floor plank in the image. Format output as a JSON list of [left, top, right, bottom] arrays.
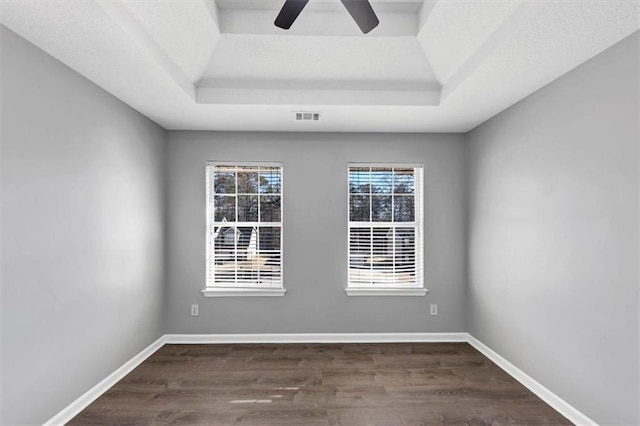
[[69, 343, 572, 425]]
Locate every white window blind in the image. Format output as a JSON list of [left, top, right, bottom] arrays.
[[348, 164, 424, 290], [206, 163, 283, 290]]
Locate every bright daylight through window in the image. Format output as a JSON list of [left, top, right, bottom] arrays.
[[348, 164, 425, 296], [204, 163, 284, 297]]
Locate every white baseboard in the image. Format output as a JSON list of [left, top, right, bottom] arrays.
[[164, 332, 468, 344], [43, 335, 166, 426], [467, 334, 597, 426], [44, 332, 596, 426]]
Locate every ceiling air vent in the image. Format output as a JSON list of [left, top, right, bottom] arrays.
[[295, 112, 321, 121]]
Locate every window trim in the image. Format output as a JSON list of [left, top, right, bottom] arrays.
[[345, 287, 427, 297], [204, 161, 285, 297], [202, 287, 286, 297], [346, 162, 426, 297]]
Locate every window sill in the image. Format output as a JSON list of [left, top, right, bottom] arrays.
[[202, 288, 287, 297], [345, 287, 428, 297]]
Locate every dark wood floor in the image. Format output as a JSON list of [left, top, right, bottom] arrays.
[[69, 343, 572, 425]]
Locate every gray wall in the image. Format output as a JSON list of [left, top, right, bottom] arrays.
[[466, 32, 639, 424], [166, 132, 467, 334], [1, 27, 167, 425]]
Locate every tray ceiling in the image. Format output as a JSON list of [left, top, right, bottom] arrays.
[[1, 0, 638, 132]]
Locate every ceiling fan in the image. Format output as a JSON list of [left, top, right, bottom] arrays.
[[275, 0, 379, 34]]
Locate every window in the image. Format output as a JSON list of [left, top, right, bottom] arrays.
[[204, 163, 285, 297], [347, 164, 426, 296]]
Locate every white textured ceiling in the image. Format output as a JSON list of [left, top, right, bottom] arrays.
[[1, 0, 638, 132]]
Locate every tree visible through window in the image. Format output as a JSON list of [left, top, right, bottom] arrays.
[[206, 163, 283, 290], [348, 164, 424, 290]]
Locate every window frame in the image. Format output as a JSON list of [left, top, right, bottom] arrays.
[[203, 161, 286, 297], [346, 163, 427, 297]]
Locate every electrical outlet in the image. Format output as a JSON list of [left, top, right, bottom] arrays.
[[430, 304, 438, 316], [191, 304, 199, 317]]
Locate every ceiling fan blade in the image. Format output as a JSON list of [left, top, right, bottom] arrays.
[[274, 0, 310, 30], [340, 0, 379, 34]]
